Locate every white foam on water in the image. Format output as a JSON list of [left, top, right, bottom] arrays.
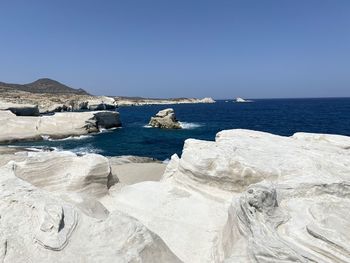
[[24, 147, 47, 152], [179, 122, 203, 129], [40, 135, 93, 141], [69, 146, 103, 155], [99, 127, 122, 133], [51, 135, 93, 141], [144, 123, 203, 129]]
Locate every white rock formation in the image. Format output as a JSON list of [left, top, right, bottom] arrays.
[[199, 97, 216, 103], [1, 129, 350, 262], [103, 129, 350, 263], [0, 101, 39, 116], [115, 97, 216, 106], [86, 96, 117, 111], [149, 108, 182, 129], [0, 152, 181, 263], [0, 110, 121, 142], [12, 151, 113, 198]]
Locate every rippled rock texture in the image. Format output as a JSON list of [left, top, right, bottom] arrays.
[[1, 129, 349, 262], [107, 129, 350, 262], [0, 151, 180, 263]]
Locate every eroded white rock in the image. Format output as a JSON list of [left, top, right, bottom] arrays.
[[106, 129, 350, 262], [0, 162, 181, 263], [149, 108, 182, 129], [0, 110, 121, 143], [1, 129, 350, 262]]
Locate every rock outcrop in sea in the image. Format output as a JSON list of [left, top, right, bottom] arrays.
[[1, 129, 349, 262], [149, 108, 182, 129]]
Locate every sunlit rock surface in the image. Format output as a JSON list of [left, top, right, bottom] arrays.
[[0, 110, 121, 143], [115, 97, 216, 106], [0, 151, 181, 263], [105, 129, 350, 262], [0, 101, 39, 116], [1, 129, 350, 262], [149, 108, 182, 129]]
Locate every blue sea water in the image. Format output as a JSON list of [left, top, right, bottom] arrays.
[[9, 98, 350, 160]]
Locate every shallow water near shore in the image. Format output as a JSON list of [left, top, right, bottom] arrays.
[[8, 98, 350, 160]]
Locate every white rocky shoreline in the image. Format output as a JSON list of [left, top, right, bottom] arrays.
[[115, 96, 216, 106], [0, 129, 349, 262], [1, 79, 349, 262], [0, 110, 121, 143]]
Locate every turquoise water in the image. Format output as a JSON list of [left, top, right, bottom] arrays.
[[9, 98, 350, 160]]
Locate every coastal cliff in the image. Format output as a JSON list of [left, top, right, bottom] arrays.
[[1, 129, 349, 262], [0, 78, 116, 114], [0, 79, 215, 113], [0, 110, 121, 143], [115, 96, 216, 106]]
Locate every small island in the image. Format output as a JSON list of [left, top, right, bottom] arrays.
[[149, 108, 182, 129]]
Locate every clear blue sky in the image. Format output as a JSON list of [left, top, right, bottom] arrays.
[[0, 0, 349, 98]]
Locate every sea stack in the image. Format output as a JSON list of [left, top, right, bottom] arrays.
[[149, 108, 182, 129]]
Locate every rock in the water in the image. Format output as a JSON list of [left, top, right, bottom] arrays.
[[149, 108, 182, 129], [0, 110, 121, 143]]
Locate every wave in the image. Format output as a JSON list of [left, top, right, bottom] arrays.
[[24, 146, 62, 152], [8, 143, 101, 156], [41, 135, 93, 141], [99, 127, 122, 133], [69, 146, 103, 155], [143, 122, 203, 129], [46, 145, 102, 156], [179, 122, 203, 129]]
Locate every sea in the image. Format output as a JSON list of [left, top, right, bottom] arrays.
[[9, 98, 350, 160]]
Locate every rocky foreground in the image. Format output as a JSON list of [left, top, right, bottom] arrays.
[[0, 129, 349, 262]]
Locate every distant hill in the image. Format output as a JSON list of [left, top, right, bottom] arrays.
[[0, 78, 90, 95]]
